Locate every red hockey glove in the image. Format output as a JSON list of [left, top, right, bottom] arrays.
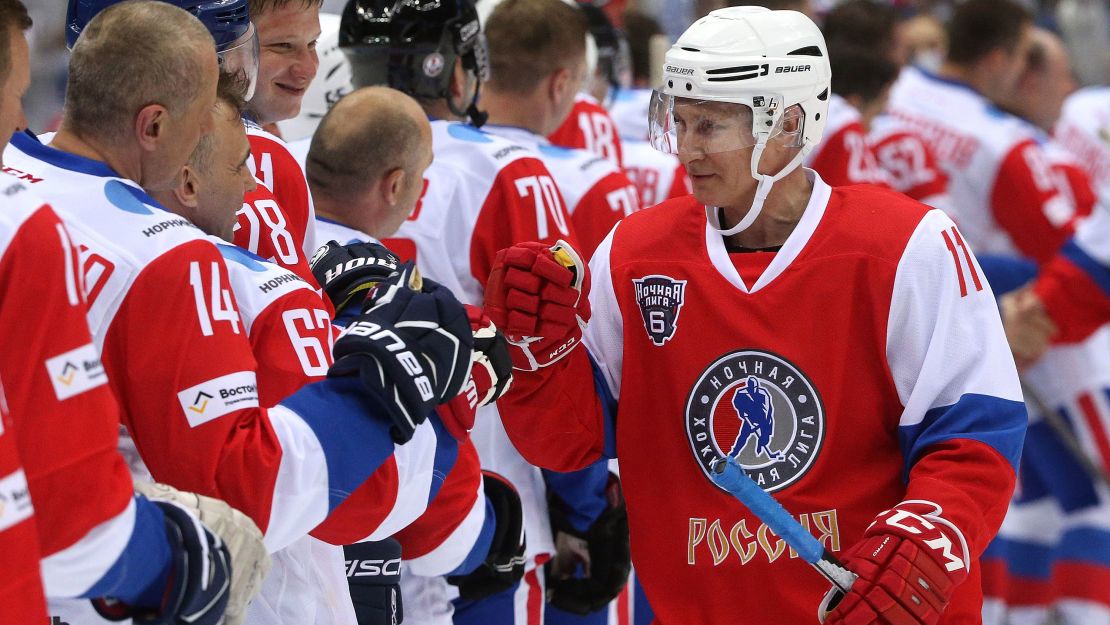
[[438, 305, 514, 439], [823, 502, 970, 625], [485, 240, 590, 371]]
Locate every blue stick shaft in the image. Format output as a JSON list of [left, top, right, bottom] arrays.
[[710, 457, 825, 563]]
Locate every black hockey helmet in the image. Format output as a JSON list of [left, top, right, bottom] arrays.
[[339, 0, 490, 126]]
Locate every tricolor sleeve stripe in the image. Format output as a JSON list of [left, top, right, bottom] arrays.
[[407, 486, 492, 577], [364, 419, 455, 542], [887, 209, 1025, 473], [280, 375, 398, 511], [263, 403, 330, 552], [46, 497, 171, 602], [898, 394, 1026, 478]]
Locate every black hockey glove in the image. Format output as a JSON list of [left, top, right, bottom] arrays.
[[447, 471, 527, 600], [329, 263, 474, 444], [93, 501, 231, 625], [310, 239, 401, 314], [343, 538, 404, 625], [544, 472, 630, 615]]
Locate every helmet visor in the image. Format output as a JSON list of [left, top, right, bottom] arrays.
[[219, 22, 260, 102], [649, 92, 769, 155]]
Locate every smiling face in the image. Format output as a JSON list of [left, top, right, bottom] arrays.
[[249, 2, 321, 124]]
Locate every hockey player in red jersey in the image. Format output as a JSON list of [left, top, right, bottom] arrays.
[[307, 86, 531, 623], [340, 2, 624, 623], [481, 0, 640, 259], [0, 5, 268, 622], [486, 7, 1026, 625], [7, 1, 473, 605]]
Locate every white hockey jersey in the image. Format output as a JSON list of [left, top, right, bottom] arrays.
[[885, 66, 1084, 262]]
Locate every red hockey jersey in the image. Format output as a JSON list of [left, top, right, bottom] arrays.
[[485, 124, 639, 259], [806, 95, 891, 188], [3, 132, 455, 553], [498, 176, 1026, 624], [549, 93, 625, 169], [0, 179, 176, 614], [235, 123, 319, 283]]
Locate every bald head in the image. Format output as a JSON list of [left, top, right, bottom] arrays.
[[307, 86, 433, 238], [65, 1, 216, 144]]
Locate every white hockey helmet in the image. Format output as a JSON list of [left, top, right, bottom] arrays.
[[648, 7, 831, 234], [277, 13, 353, 142]]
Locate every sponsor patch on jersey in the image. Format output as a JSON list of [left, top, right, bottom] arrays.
[[0, 469, 33, 532], [685, 349, 824, 493], [177, 371, 259, 428], [633, 275, 687, 346], [45, 343, 108, 401]]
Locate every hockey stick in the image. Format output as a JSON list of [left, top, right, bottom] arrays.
[[709, 456, 857, 611], [1020, 379, 1110, 488]]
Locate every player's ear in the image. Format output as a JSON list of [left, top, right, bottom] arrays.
[[449, 58, 467, 101], [382, 166, 405, 207], [135, 104, 168, 152], [174, 165, 200, 209], [549, 66, 571, 103]]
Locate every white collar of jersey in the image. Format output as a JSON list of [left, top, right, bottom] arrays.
[[705, 168, 831, 294], [10, 131, 120, 179], [315, 215, 376, 246], [481, 124, 546, 150]]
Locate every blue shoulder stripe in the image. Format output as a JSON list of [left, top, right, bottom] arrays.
[[898, 393, 1026, 481]]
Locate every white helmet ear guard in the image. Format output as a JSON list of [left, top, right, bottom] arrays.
[[649, 6, 831, 235]]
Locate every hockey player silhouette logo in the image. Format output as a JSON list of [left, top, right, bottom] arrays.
[[727, 376, 785, 462], [685, 350, 825, 493]]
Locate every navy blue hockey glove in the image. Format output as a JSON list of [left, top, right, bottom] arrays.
[[344, 538, 403, 625], [92, 501, 231, 625], [447, 471, 527, 600], [330, 263, 474, 443], [310, 239, 401, 315], [545, 472, 630, 615]]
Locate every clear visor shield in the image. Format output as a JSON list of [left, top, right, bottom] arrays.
[[648, 92, 802, 155], [218, 22, 260, 102]]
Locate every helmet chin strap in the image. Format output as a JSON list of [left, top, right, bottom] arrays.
[[706, 137, 814, 236]]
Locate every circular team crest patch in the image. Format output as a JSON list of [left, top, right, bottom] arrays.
[[423, 52, 445, 78], [685, 349, 825, 493]]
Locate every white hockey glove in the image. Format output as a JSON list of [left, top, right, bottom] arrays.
[[133, 480, 271, 625]]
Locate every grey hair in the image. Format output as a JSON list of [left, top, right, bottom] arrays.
[[65, 1, 215, 143]]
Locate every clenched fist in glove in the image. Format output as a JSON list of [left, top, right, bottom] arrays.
[[447, 471, 527, 600], [545, 472, 631, 615], [438, 305, 514, 439], [93, 500, 233, 625], [310, 239, 401, 314], [822, 501, 970, 625], [330, 263, 474, 443], [485, 240, 590, 371], [130, 481, 270, 625]]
